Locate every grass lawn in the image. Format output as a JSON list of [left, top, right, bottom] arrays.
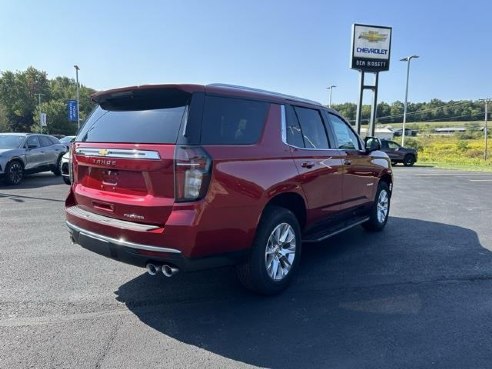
[[402, 135, 492, 172]]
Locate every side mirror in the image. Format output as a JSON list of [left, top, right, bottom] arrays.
[[27, 144, 38, 150], [364, 137, 381, 152]]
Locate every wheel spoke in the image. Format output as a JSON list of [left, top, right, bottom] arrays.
[[279, 224, 289, 244], [271, 258, 280, 279], [279, 254, 292, 267]]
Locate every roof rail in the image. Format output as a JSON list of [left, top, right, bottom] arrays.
[[208, 83, 322, 106]]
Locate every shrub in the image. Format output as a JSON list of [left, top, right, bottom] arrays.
[[466, 149, 483, 158], [456, 140, 469, 152], [405, 138, 424, 152]]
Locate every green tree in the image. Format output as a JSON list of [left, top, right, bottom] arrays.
[[390, 101, 404, 122], [32, 100, 78, 135], [0, 103, 9, 132], [332, 102, 357, 121], [377, 102, 391, 123], [0, 67, 50, 132], [49, 76, 96, 125]]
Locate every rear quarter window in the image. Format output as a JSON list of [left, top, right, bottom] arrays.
[[200, 96, 269, 145]]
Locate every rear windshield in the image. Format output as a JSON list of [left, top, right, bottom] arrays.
[[77, 88, 189, 144], [77, 106, 186, 143]]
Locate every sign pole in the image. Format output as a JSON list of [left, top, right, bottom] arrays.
[[36, 93, 44, 133], [74, 65, 80, 130], [369, 72, 379, 137], [355, 72, 365, 134]]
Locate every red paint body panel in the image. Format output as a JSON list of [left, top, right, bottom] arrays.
[[66, 83, 393, 270]]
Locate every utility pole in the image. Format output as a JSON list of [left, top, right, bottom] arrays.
[[74, 65, 80, 129], [35, 93, 44, 133], [479, 98, 489, 161], [327, 85, 336, 108]]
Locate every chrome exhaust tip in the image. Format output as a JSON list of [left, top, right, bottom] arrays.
[[146, 263, 161, 276], [162, 264, 179, 277]]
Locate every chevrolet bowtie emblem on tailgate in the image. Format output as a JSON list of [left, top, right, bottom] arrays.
[[98, 149, 109, 156]]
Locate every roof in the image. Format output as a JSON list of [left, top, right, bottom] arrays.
[[92, 83, 324, 108], [207, 84, 323, 106]]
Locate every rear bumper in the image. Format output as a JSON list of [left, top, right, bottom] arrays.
[[66, 221, 246, 271]]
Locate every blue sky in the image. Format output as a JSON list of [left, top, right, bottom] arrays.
[[1, 0, 490, 105]]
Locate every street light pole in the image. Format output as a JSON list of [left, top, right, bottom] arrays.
[[400, 55, 419, 146], [485, 100, 488, 161], [479, 98, 489, 161], [327, 85, 336, 108], [74, 65, 80, 129], [35, 93, 44, 133]]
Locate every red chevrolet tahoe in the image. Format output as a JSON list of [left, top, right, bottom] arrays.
[[66, 84, 392, 294]]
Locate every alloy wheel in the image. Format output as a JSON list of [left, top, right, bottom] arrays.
[[377, 189, 389, 223], [8, 162, 23, 184], [264, 223, 296, 281]]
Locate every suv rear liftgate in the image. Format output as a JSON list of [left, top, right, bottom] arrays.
[[66, 86, 227, 272]]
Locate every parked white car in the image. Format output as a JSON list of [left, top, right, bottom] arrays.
[[60, 151, 71, 185]]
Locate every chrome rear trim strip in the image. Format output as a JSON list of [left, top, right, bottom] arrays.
[[66, 221, 181, 254], [75, 148, 160, 160], [66, 206, 160, 232]]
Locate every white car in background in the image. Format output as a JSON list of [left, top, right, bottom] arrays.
[[60, 151, 71, 185]]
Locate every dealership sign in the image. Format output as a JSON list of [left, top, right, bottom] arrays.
[[351, 24, 392, 72]]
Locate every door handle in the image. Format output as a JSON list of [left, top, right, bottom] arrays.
[[301, 161, 315, 169]]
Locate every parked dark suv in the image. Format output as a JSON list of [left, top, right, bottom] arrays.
[[380, 139, 417, 166], [65, 84, 393, 294]]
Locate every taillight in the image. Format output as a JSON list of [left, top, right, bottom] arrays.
[[174, 146, 212, 202]]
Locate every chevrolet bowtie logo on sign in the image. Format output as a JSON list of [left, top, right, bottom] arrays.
[[358, 31, 388, 43], [98, 149, 109, 156]]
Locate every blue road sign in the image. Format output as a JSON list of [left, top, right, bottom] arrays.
[[68, 100, 78, 122]]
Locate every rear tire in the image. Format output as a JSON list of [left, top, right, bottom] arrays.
[[362, 182, 390, 232], [236, 206, 302, 295], [52, 155, 63, 176], [4, 160, 24, 185], [62, 176, 71, 185]]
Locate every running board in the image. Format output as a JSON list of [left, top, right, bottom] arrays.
[[302, 217, 370, 243]]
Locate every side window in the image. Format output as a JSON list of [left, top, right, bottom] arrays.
[[201, 96, 269, 145], [381, 140, 389, 149], [48, 136, 60, 145], [294, 107, 329, 149], [284, 105, 304, 148], [388, 141, 400, 150], [39, 136, 53, 147], [328, 114, 361, 150], [26, 136, 40, 149]]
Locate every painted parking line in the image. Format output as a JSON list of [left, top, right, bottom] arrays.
[[415, 174, 492, 177], [469, 179, 492, 182]]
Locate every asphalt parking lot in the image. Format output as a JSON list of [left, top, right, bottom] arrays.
[[1, 167, 492, 369]]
